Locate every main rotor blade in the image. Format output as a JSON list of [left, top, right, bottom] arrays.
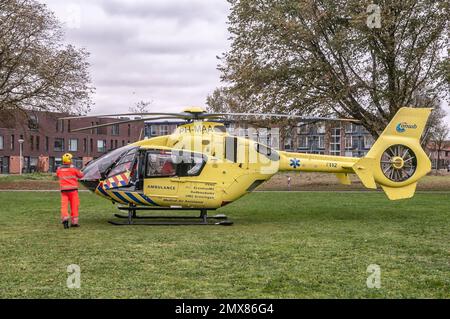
[[60, 112, 190, 120], [69, 116, 183, 133], [207, 112, 361, 122]]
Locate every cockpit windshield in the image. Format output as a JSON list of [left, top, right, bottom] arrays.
[[82, 145, 137, 180]]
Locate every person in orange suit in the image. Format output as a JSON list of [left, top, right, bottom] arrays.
[[56, 153, 84, 229]]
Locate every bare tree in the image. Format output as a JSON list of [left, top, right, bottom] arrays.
[[219, 0, 449, 137], [0, 0, 93, 116], [129, 100, 152, 114], [429, 122, 449, 171]]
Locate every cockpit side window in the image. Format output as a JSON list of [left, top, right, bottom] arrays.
[[107, 148, 139, 177], [82, 145, 137, 180]]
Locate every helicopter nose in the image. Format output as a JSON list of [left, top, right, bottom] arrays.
[[80, 179, 100, 192]]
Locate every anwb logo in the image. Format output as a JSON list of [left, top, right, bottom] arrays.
[[396, 122, 417, 133]]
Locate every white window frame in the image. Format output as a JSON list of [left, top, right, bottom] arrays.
[[364, 135, 374, 149], [330, 127, 341, 155], [0, 136, 3, 150], [345, 135, 353, 149], [97, 140, 106, 152], [298, 136, 308, 148], [318, 135, 325, 149], [68, 138, 78, 152], [111, 124, 120, 136]]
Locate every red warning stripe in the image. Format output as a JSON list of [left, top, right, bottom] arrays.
[[120, 173, 129, 184], [113, 176, 120, 185]]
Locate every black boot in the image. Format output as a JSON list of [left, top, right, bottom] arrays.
[[63, 220, 69, 229], [71, 223, 80, 228]]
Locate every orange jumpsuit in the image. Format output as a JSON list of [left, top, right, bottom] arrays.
[[56, 165, 84, 224]]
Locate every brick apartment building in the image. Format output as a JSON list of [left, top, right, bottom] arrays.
[[0, 110, 144, 174], [428, 142, 450, 170]]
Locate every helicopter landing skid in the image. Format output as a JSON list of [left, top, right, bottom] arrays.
[[108, 206, 233, 226]]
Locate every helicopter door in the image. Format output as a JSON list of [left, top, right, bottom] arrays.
[[143, 150, 179, 199], [102, 147, 139, 190]]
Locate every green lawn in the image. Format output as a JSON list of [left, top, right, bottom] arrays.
[[0, 191, 449, 298]]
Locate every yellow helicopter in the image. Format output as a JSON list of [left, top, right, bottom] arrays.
[[62, 106, 432, 225]]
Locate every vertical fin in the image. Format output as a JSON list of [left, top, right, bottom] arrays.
[[381, 183, 417, 200]]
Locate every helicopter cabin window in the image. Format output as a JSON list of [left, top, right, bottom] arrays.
[[145, 150, 206, 178]]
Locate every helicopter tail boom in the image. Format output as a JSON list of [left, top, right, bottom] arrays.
[[279, 107, 432, 200]]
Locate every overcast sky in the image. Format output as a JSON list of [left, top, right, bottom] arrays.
[[41, 0, 230, 114], [42, 0, 448, 125]]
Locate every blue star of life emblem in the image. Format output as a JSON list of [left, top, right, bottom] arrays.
[[289, 158, 300, 169]]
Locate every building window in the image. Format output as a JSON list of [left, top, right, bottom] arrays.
[[54, 138, 64, 152], [111, 124, 120, 136], [97, 140, 106, 152], [160, 125, 168, 136], [28, 114, 39, 130], [284, 137, 292, 150], [298, 124, 310, 134], [330, 127, 341, 155], [345, 136, 353, 149], [10, 134, 14, 150], [36, 136, 40, 150], [0, 136, 3, 150], [345, 123, 357, 133], [150, 126, 157, 136], [127, 124, 131, 137], [90, 138, 94, 154], [55, 157, 62, 169], [318, 136, 325, 149], [364, 135, 374, 149], [83, 138, 87, 152], [30, 136, 34, 151], [298, 136, 308, 148], [68, 138, 78, 152], [316, 124, 325, 134], [48, 156, 56, 172], [29, 157, 38, 173]]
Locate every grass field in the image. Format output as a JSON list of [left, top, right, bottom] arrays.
[[0, 191, 449, 298], [1, 172, 450, 191]]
